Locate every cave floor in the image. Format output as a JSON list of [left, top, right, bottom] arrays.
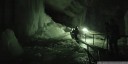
[[1, 39, 128, 64]]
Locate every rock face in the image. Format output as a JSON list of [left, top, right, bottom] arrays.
[[12, 0, 72, 40], [1, 0, 127, 39], [45, 0, 127, 34], [14, 0, 45, 37], [45, 0, 85, 28], [2, 0, 122, 40], [1, 29, 23, 57]]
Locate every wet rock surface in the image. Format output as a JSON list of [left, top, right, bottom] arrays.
[[21, 39, 88, 64]]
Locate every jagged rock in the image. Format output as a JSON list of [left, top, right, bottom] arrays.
[[1, 29, 23, 57]]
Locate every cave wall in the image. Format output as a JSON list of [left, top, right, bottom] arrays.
[[1, 0, 127, 38], [45, 0, 73, 11], [124, 11, 128, 44], [85, 8, 125, 33], [83, 0, 126, 34], [45, 0, 85, 27], [0, 0, 4, 33], [1, 0, 72, 40], [3, 0, 54, 37], [45, 0, 126, 34], [125, 11, 128, 35], [14, 0, 45, 37]]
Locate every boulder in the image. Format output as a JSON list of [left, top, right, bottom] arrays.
[[1, 29, 23, 57]]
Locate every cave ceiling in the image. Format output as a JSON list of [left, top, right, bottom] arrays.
[[45, 0, 128, 27]]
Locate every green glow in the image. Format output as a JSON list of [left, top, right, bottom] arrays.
[[82, 28, 89, 32], [80, 27, 90, 35], [82, 28, 89, 33], [80, 43, 87, 49]]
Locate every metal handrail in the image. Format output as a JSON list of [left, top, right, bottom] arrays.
[[83, 34, 128, 62], [83, 33, 108, 62]]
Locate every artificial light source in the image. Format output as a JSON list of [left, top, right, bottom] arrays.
[[82, 27, 89, 34]]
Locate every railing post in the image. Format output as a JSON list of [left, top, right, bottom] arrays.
[[93, 34, 94, 45]]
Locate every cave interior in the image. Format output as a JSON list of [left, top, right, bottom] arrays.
[[1, 0, 128, 64]]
